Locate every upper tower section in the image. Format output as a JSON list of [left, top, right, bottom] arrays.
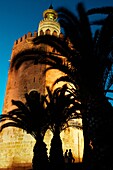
[[11, 5, 63, 62], [38, 4, 60, 36]]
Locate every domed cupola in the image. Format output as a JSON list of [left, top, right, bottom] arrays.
[[38, 4, 60, 36]]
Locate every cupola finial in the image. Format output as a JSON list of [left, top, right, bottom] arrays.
[[49, 4, 53, 9]]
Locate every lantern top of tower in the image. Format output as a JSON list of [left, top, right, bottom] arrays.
[[38, 5, 60, 36], [43, 4, 58, 21]]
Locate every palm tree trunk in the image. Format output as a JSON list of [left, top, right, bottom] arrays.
[[32, 134, 49, 170], [80, 88, 92, 166], [49, 128, 65, 169], [81, 108, 92, 168]]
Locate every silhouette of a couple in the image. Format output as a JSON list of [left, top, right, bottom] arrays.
[[64, 149, 75, 163]]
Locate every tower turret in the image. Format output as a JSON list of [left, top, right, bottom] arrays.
[[38, 5, 60, 36]]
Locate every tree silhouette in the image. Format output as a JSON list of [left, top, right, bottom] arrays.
[[45, 84, 81, 169], [31, 3, 113, 169], [0, 90, 49, 170]]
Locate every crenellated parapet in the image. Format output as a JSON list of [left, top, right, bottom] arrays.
[[13, 31, 38, 47], [11, 31, 64, 63], [11, 31, 38, 62], [13, 31, 64, 47]]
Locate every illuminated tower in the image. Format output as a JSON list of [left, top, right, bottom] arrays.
[[0, 5, 84, 169]]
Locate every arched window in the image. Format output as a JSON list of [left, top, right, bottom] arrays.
[[52, 30, 57, 36], [46, 29, 50, 35], [40, 30, 44, 35]]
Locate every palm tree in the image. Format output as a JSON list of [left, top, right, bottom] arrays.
[[45, 84, 81, 169], [57, 5, 113, 169], [31, 3, 113, 169], [0, 90, 49, 170]]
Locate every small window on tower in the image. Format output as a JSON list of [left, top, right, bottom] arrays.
[[34, 77, 35, 82], [52, 31, 57, 36], [40, 30, 44, 35], [46, 29, 50, 35]]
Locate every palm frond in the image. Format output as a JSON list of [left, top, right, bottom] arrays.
[[87, 6, 113, 15], [96, 14, 113, 58], [52, 75, 78, 89], [90, 19, 106, 26], [77, 3, 94, 60], [56, 7, 81, 49], [0, 122, 26, 132], [11, 99, 29, 113], [33, 35, 73, 58]]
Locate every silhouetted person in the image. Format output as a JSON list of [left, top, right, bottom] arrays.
[[68, 149, 75, 163], [64, 149, 68, 163]]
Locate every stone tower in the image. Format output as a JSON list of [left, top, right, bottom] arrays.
[[0, 5, 84, 170]]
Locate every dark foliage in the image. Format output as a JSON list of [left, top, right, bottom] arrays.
[[31, 2, 113, 169], [0, 90, 49, 170], [46, 84, 82, 133]]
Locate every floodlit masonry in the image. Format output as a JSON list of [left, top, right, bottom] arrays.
[[0, 5, 84, 170]]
